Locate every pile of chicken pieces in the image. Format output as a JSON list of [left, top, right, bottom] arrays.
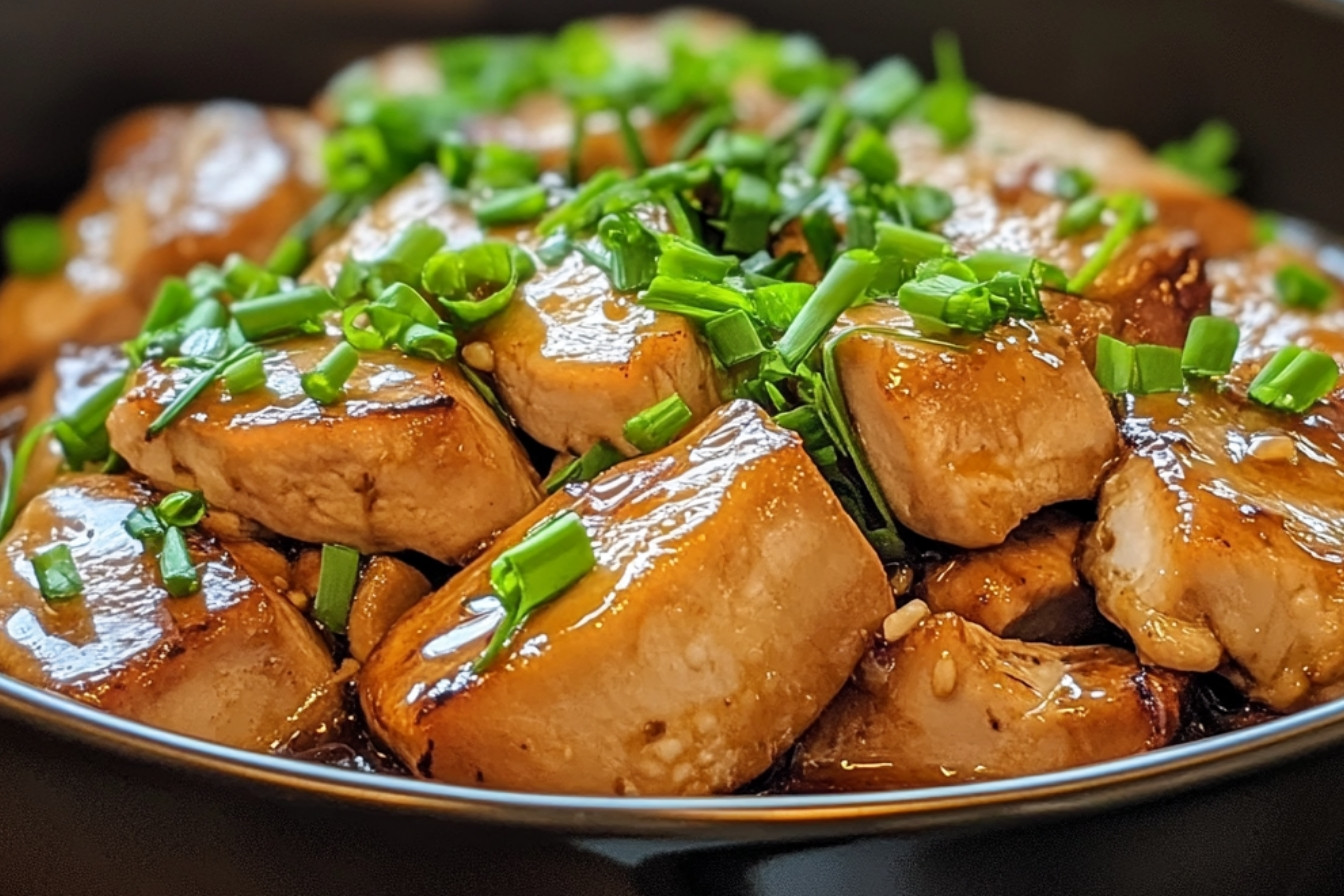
[[1, 11, 1341, 797]]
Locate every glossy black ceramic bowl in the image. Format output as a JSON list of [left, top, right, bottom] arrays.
[[3, 1, 1344, 894]]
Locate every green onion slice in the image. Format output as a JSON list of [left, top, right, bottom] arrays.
[[705, 309, 767, 367], [230, 285, 338, 341], [776, 249, 881, 366], [313, 543, 361, 634], [1133, 345, 1184, 394], [1066, 192, 1150, 294], [474, 184, 549, 226], [1094, 335, 1136, 394], [156, 490, 206, 528], [158, 527, 200, 598], [543, 441, 624, 494], [301, 342, 360, 406], [1274, 263, 1333, 311], [4, 214, 66, 276], [623, 394, 694, 453], [1181, 316, 1240, 377], [31, 544, 82, 602], [1248, 346, 1340, 414]]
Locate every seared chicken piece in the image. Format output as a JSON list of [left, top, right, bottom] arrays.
[[0, 102, 323, 384], [18, 344, 128, 504], [790, 612, 1185, 791], [107, 330, 541, 562], [315, 10, 791, 178], [1208, 244, 1344, 363], [360, 401, 892, 795], [306, 166, 721, 454], [0, 475, 335, 749], [916, 510, 1100, 644], [347, 556, 432, 663], [836, 303, 1118, 548], [1082, 385, 1344, 710], [893, 95, 1254, 258]]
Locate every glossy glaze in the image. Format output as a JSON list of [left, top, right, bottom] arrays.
[[1084, 384, 1344, 709], [791, 612, 1185, 791], [361, 400, 892, 795], [1208, 243, 1344, 363], [0, 475, 334, 748], [0, 102, 323, 383], [836, 302, 1118, 548], [107, 328, 541, 561]]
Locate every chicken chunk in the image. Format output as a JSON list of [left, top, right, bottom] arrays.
[[836, 303, 1118, 548], [1082, 385, 1344, 710], [106, 330, 541, 562], [0, 475, 335, 749], [790, 612, 1185, 791], [360, 400, 892, 795], [1208, 243, 1344, 364], [305, 166, 721, 454], [17, 344, 128, 504], [314, 11, 791, 179], [916, 510, 1100, 643], [0, 102, 323, 384]]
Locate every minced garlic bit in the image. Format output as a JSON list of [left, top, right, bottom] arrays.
[[887, 566, 914, 597], [461, 341, 496, 372], [882, 598, 930, 643], [931, 650, 958, 698]]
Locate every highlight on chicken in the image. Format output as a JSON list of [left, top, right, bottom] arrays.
[[0, 9, 1340, 797]]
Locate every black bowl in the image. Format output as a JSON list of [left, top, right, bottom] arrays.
[[3, 1, 1344, 893]]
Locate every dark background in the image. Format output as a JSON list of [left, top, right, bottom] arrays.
[[0, 0, 1343, 228]]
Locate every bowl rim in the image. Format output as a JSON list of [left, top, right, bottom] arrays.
[[5, 670, 1344, 840]]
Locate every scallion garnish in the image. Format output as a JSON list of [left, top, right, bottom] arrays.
[[474, 184, 549, 226], [1248, 346, 1340, 414], [400, 322, 458, 362], [147, 344, 255, 437], [672, 104, 734, 161], [1054, 166, 1096, 201], [157, 526, 200, 598], [776, 249, 881, 366], [623, 394, 694, 453], [871, 221, 952, 292], [474, 511, 596, 672], [222, 348, 268, 394], [922, 31, 974, 147], [141, 278, 196, 334], [1094, 334, 1135, 395], [844, 125, 898, 184], [597, 213, 659, 291], [1057, 194, 1106, 237], [366, 222, 448, 288], [1066, 192, 1150, 294], [655, 235, 735, 282], [230, 285, 338, 341], [1181, 316, 1240, 377], [800, 207, 839, 272], [4, 214, 65, 276], [640, 275, 754, 321], [1133, 345, 1184, 394], [313, 543, 361, 634], [804, 101, 851, 179], [301, 342, 360, 406], [720, 170, 777, 254], [156, 490, 207, 528], [543, 441, 624, 493], [1157, 119, 1239, 196], [31, 544, 82, 602], [848, 57, 923, 127], [705, 310, 767, 367], [1274, 263, 1333, 311]]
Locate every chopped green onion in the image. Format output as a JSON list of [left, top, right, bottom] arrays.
[[0, 422, 53, 536], [1066, 192, 1150, 294], [1254, 212, 1281, 247], [1248, 346, 1340, 414], [871, 221, 952, 292], [1054, 167, 1096, 201], [437, 132, 475, 187], [474, 511, 596, 672], [31, 544, 82, 602], [655, 235, 735, 282], [963, 249, 1068, 291], [141, 278, 196, 334], [340, 301, 386, 350], [804, 101, 851, 179], [230, 285, 338, 341], [366, 222, 448, 288], [123, 506, 166, 546], [156, 490, 206, 528], [543, 441, 624, 493], [846, 204, 877, 251], [146, 344, 254, 438], [313, 543, 361, 634], [640, 275, 754, 321], [753, 282, 815, 330], [4, 214, 65, 276], [400, 322, 458, 362], [898, 274, 1003, 333], [623, 394, 694, 453], [776, 249, 881, 366], [333, 258, 366, 304], [322, 125, 391, 195], [597, 214, 659, 291], [1157, 119, 1239, 195], [615, 108, 648, 173], [223, 253, 280, 299], [372, 282, 439, 329], [265, 235, 308, 279], [800, 207, 839, 272], [471, 143, 540, 190], [1133, 345, 1184, 394], [431, 242, 530, 325], [537, 169, 624, 235], [301, 342, 360, 406], [721, 170, 776, 254], [705, 310, 766, 367], [844, 125, 898, 184], [672, 104, 734, 161], [158, 526, 200, 598], [475, 184, 549, 226], [1181, 316, 1240, 377], [922, 31, 974, 147], [982, 272, 1044, 319], [1274, 263, 1333, 311], [1057, 194, 1106, 237], [848, 57, 923, 127], [1094, 335, 1136, 394], [904, 185, 955, 229]]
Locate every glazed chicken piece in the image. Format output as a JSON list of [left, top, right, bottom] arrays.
[[315, 10, 792, 179], [0, 102, 323, 384], [916, 510, 1101, 644], [1207, 243, 1344, 363], [360, 401, 892, 795], [790, 611, 1185, 791], [306, 166, 721, 455], [1082, 385, 1344, 711], [16, 344, 128, 504], [106, 329, 541, 562], [0, 475, 335, 749], [835, 303, 1118, 548], [346, 556, 432, 664]]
